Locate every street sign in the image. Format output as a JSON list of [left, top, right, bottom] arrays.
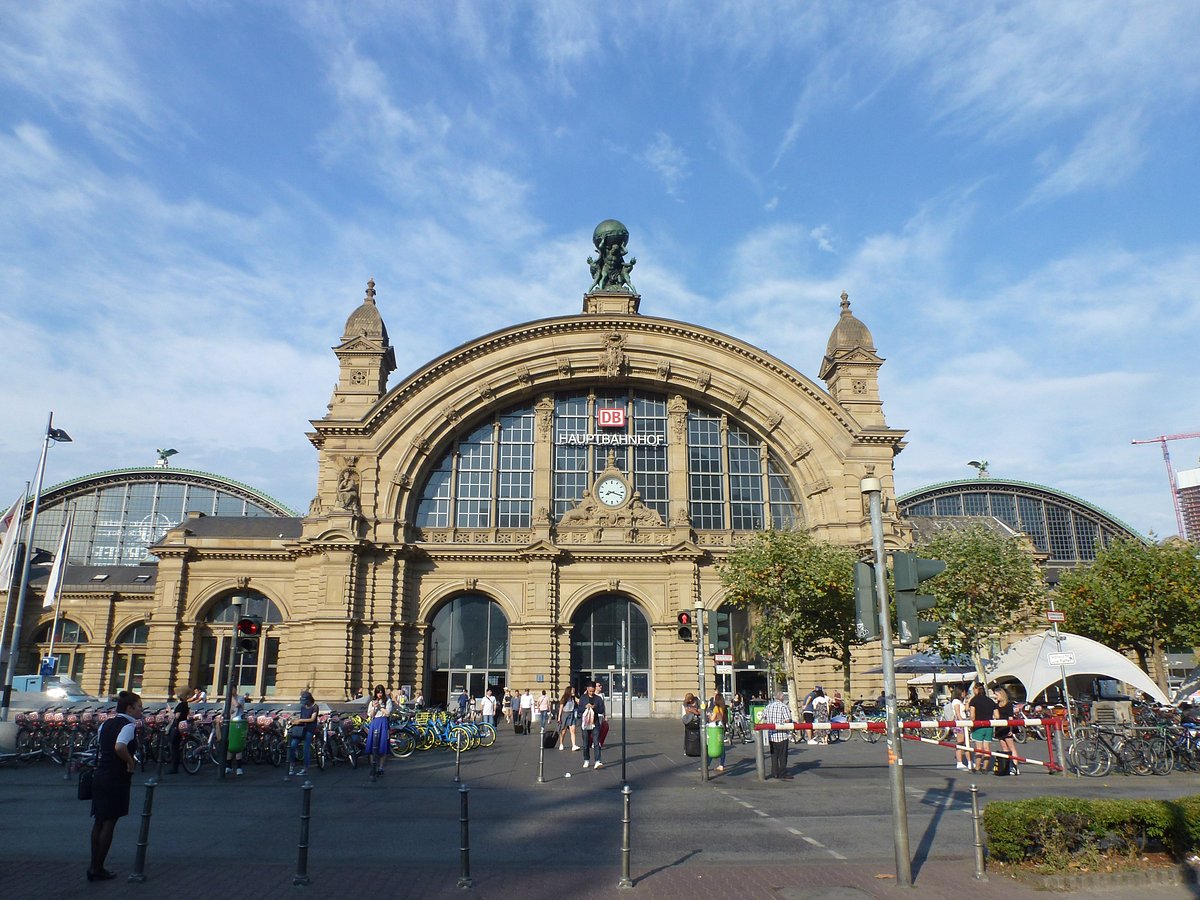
[[713, 653, 733, 663], [715, 664, 734, 675], [1046, 610, 1065, 623], [1047, 651, 1076, 667]]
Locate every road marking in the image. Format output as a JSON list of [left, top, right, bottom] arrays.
[[787, 827, 804, 836], [754, 809, 770, 817]]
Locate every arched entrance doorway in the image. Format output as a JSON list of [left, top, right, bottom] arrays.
[[427, 594, 509, 707], [570, 594, 651, 718]]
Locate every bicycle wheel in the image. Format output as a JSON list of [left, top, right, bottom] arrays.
[[182, 740, 203, 775], [450, 726, 471, 753], [268, 735, 284, 767], [15, 730, 40, 763], [45, 732, 68, 766], [1070, 738, 1113, 777], [476, 723, 497, 748], [1012, 726, 1028, 744], [1146, 736, 1174, 776], [1117, 739, 1153, 776], [390, 729, 416, 759]]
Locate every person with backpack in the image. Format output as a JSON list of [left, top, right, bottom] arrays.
[[967, 683, 996, 773], [578, 681, 606, 769]]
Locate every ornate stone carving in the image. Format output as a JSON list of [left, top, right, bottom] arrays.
[[696, 370, 711, 391], [586, 219, 637, 293], [442, 405, 460, 425], [671, 504, 692, 527], [308, 496, 323, 516], [668, 395, 688, 440], [535, 395, 555, 439], [766, 411, 783, 431], [465, 578, 478, 590], [415, 438, 430, 455], [792, 442, 813, 461], [479, 383, 496, 402], [608, 578, 620, 591], [656, 360, 671, 381], [515, 365, 532, 386], [533, 506, 550, 525], [393, 471, 412, 490], [236, 576, 251, 591], [599, 332, 627, 378], [806, 477, 832, 496], [556, 357, 573, 377], [733, 387, 749, 407], [852, 379, 868, 395], [351, 369, 367, 385]]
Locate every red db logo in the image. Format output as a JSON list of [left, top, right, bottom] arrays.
[[597, 407, 626, 428]]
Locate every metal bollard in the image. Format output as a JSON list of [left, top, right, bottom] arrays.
[[457, 783, 472, 889], [753, 729, 766, 781], [293, 780, 313, 886], [127, 778, 158, 883], [970, 783, 987, 881], [537, 727, 545, 784], [454, 743, 462, 783], [618, 784, 633, 889]]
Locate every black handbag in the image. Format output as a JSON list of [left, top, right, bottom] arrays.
[[78, 767, 94, 801]]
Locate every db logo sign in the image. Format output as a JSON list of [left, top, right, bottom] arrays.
[[597, 407, 626, 428]]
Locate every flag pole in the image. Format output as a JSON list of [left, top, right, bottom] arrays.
[[1, 414, 71, 721]]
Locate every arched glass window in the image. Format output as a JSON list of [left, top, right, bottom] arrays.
[[112, 622, 148, 693], [415, 390, 804, 532], [428, 595, 509, 669], [32, 618, 87, 683], [195, 593, 282, 698], [570, 595, 649, 670]]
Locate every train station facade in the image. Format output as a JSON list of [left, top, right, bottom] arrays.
[[7, 223, 913, 714]]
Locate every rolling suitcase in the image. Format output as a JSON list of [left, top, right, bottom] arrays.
[[542, 727, 558, 749]]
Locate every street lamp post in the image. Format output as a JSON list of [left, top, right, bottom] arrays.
[[218, 592, 245, 780], [1, 414, 71, 722]]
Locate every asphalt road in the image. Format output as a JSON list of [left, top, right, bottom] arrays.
[[3, 719, 1199, 898]]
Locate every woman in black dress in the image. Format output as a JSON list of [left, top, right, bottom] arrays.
[[89, 690, 142, 881]]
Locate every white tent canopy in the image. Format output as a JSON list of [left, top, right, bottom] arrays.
[[988, 631, 1169, 705]]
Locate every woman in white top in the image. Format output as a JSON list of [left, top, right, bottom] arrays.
[[557, 686, 579, 750], [365, 684, 393, 779]]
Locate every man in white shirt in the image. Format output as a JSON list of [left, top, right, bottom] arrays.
[[519, 689, 534, 735], [480, 689, 497, 727]]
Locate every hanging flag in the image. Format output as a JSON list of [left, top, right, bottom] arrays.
[[42, 511, 74, 608], [0, 493, 24, 589]]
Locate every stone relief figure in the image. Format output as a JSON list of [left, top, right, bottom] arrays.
[[308, 496, 324, 516], [337, 468, 361, 517], [587, 219, 637, 293], [558, 490, 599, 526], [628, 492, 664, 527]]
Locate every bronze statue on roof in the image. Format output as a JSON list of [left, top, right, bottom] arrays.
[[587, 219, 637, 294]]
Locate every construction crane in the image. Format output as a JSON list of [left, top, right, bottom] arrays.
[[1131, 431, 1200, 537]]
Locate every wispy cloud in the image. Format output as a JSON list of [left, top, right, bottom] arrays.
[[639, 132, 690, 200]]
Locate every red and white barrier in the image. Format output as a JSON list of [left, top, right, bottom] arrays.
[[752, 717, 1066, 772]]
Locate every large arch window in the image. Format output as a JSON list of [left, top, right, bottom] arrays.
[[903, 488, 1123, 563], [415, 390, 803, 531], [195, 593, 283, 698], [32, 619, 87, 683], [111, 622, 148, 693]]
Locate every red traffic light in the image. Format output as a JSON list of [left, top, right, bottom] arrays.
[[237, 617, 261, 637], [677, 611, 693, 627]]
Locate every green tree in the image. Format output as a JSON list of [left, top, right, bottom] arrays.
[[919, 524, 1044, 680], [718, 529, 863, 703], [1054, 537, 1200, 685]]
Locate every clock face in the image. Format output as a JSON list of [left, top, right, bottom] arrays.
[[596, 476, 628, 507]]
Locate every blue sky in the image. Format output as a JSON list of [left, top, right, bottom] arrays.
[[2, 1, 1198, 538]]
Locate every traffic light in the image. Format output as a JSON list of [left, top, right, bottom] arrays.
[[707, 610, 732, 654], [853, 561, 880, 641], [676, 610, 694, 642], [892, 551, 945, 646], [237, 616, 262, 654]]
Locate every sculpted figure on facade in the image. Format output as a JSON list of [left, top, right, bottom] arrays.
[[337, 468, 362, 517], [587, 219, 637, 293], [558, 490, 599, 526], [600, 332, 626, 378]]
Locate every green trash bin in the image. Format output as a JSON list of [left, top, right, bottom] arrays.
[[749, 702, 767, 725], [228, 719, 248, 754], [706, 723, 724, 758]]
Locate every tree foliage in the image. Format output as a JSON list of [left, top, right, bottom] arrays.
[[718, 529, 862, 697], [918, 524, 1044, 677], [1054, 537, 1200, 678]]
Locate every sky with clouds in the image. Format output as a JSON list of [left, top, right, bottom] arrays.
[[2, 1, 1198, 539]]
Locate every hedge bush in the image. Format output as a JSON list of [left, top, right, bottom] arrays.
[[983, 795, 1200, 868]]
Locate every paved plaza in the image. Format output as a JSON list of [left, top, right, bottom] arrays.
[[3, 718, 1199, 898]]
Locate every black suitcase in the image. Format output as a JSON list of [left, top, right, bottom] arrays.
[[993, 756, 1011, 776], [515, 720, 523, 734], [542, 727, 558, 749]]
